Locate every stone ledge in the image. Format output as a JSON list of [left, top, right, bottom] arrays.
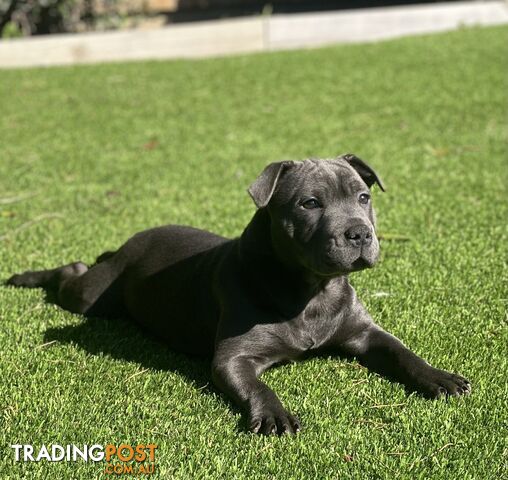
[[0, 1, 506, 68]]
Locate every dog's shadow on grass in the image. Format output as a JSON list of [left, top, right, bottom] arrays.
[[44, 316, 245, 431], [40, 304, 426, 435], [44, 316, 213, 389]]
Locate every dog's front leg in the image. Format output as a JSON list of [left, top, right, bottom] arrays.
[[211, 349, 301, 435], [341, 324, 471, 398]]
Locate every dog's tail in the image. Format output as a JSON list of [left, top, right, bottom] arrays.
[[94, 250, 116, 264]]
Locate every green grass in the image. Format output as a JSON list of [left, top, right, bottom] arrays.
[[1, 25, 507, 479]]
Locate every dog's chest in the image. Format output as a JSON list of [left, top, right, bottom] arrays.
[[288, 293, 344, 352]]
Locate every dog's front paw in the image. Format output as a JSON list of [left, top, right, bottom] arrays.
[[249, 405, 301, 435], [415, 366, 471, 399]]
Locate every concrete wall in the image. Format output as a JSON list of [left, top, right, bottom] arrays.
[[0, 1, 507, 68]]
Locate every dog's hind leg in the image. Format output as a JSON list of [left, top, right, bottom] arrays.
[[57, 255, 126, 316], [7, 254, 127, 318], [7, 262, 88, 290]]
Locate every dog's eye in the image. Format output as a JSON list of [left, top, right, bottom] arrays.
[[301, 198, 321, 209], [359, 193, 370, 205]]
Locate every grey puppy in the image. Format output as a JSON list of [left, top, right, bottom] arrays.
[[7, 154, 471, 435]]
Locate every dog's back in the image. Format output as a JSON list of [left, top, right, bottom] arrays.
[[120, 225, 233, 354]]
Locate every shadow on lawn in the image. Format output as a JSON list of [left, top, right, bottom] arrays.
[[44, 316, 243, 429], [44, 316, 212, 388], [40, 307, 415, 433]]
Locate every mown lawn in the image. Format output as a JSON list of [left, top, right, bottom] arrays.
[[0, 25, 506, 479]]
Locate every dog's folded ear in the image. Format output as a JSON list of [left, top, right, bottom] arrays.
[[340, 154, 385, 192], [248, 161, 295, 208]]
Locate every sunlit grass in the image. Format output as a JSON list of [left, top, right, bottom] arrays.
[[0, 25, 506, 479]]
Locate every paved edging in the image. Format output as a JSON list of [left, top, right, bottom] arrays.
[[268, 1, 508, 48], [0, 1, 507, 68]]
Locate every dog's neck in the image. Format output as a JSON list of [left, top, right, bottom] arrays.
[[239, 208, 343, 318]]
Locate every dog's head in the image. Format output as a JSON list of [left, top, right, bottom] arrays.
[[248, 154, 385, 277]]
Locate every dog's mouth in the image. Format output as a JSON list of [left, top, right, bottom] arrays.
[[296, 236, 379, 278], [351, 256, 371, 271], [317, 251, 377, 277]]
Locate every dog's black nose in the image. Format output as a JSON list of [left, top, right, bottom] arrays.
[[344, 225, 372, 248]]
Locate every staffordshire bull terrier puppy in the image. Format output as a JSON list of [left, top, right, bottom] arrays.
[[7, 154, 470, 435]]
